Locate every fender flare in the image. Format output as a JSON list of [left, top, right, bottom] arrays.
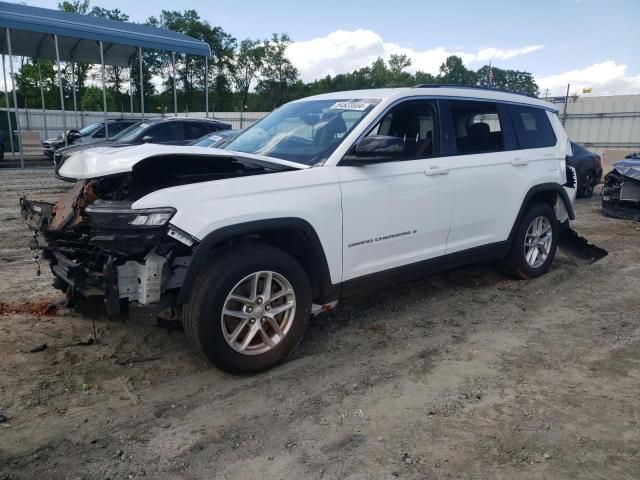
[[508, 183, 575, 244], [176, 218, 334, 304]]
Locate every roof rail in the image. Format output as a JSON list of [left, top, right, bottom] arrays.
[[414, 84, 538, 99]]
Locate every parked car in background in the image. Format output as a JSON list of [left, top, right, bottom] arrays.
[[602, 153, 640, 221], [190, 129, 238, 148], [566, 142, 602, 198], [53, 117, 232, 175], [42, 119, 137, 158]]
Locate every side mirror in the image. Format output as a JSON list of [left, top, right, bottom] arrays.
[[343, 135, 405, 165], [141, 135, 153, 143], [66, 130, 81, 142]]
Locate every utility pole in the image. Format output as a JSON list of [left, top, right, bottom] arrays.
[[562, 83, 570, 127]]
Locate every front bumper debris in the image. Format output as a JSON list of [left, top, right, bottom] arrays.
[[20, 194, 194, 319], [602, 166, 640, 222]]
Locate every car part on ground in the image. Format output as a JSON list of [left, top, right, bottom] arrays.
[[566, 142, 603, 198], [602, 156, 640, 221]]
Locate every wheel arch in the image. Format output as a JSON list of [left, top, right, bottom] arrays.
[[507, 183, 575, 246], [176, 218, 336, 305]]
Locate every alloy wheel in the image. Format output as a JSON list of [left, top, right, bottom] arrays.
[[221, 271, 296, 355], [523, 216, 553, 269]]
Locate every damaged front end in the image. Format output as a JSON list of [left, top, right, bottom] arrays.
[[20, 147, 299, 321], [602, 157, 640, 222], [20, 178, 195, 320]]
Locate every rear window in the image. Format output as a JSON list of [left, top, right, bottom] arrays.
[[509, 105, 556, 149]]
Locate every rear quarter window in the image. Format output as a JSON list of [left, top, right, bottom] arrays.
[[509, 105, 557, 149]]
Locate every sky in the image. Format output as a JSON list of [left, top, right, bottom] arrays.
[[16, 0, 640, 96]]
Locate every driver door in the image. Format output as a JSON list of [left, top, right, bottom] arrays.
[[338, 99, 455, 282]]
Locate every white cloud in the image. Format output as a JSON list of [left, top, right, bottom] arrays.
[[536, 61, 640, 96], [287, 29, 543, 82]]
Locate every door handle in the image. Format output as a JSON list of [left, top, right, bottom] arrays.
[[424, 166, 449, 176], [511, 158, 529, 166]]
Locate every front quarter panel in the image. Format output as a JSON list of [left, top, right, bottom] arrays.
[[132, 167, 343, 284]]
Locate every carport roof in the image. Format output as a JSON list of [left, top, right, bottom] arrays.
[[0, 1, 210, 66]]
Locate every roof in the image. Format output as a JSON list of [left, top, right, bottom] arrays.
[[141, 117, 230, 125], [0, 1, 210, 66], [303, 87, 558, 112]]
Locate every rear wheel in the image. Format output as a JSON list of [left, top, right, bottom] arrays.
[[503, 202, 559, 279], [0, 144, 4, 160], [578, 170, 595, 198], [183, 243, 311, 373]]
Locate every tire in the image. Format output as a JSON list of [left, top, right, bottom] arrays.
[[577, 169, 595, 198], [0, 144, 4, 160], [502, 202, 559, 280], [183, 243, 312, 373]]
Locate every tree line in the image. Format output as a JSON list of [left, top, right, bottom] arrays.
[[5, 1, 540, 115]]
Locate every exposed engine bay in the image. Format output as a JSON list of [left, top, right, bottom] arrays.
[[20, 154, 292, 319], [602, 156, 640, 222]]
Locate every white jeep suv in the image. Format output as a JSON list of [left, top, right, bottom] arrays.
[[22, 86, 580, 372]]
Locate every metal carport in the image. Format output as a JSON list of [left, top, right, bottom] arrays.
[[0, 1, 211, 167]]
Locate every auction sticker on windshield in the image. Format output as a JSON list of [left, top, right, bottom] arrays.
[[330, 101, 373, 111]]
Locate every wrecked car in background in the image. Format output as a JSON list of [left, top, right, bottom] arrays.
[[21, 87, 606, 373], [603, 153, 640, 221]]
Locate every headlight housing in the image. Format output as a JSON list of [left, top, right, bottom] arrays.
[[86, 201, 176, 230]]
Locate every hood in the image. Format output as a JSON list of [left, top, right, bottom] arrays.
[[57, 144, 308, 180], [613, 159, 640, 182], [56, 140, 129, 156]]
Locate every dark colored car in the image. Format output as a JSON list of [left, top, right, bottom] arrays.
[[190, 129, 238, 149], [602, 153, 640, 221], [42, 119, 137, 158], [53, 117, 232, 174], [567, 142, 603, 198]]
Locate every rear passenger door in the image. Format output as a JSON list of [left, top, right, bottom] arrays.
[[442, 100, 559, 254], [441, 99, 522, 253]]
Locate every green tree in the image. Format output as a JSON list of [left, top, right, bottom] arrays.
[[476, 65, 539, 95], [232, 39, 267, 113], [256, 33, 299, 108], [388, 54, 412, 84], [80, 85, 115, 111], [439, 55, 477, 85]]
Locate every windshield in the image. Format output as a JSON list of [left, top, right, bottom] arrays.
[[223, 99, 379, 165], [111, 121, 149, 142], [78, 122, 103, 136]]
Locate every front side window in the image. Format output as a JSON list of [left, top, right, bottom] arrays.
[[92, 126, 105, 138], [223, 99, 379, 165], [449, 100, 506, 155], [112, 122, 149, 142], [509, 105, 557, 149], [146, 122, 183, 142], [78, 122, 103, 136], [364, 99, 438, 159]]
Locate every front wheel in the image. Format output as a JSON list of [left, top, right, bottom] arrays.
[[502, 203, 559, 279], [183, 244, 312, 373]]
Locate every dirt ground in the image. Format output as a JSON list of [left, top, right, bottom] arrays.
[[0, 168, 638, 480]]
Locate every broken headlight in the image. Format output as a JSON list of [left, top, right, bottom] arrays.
[[86, 202, 176, 230]]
